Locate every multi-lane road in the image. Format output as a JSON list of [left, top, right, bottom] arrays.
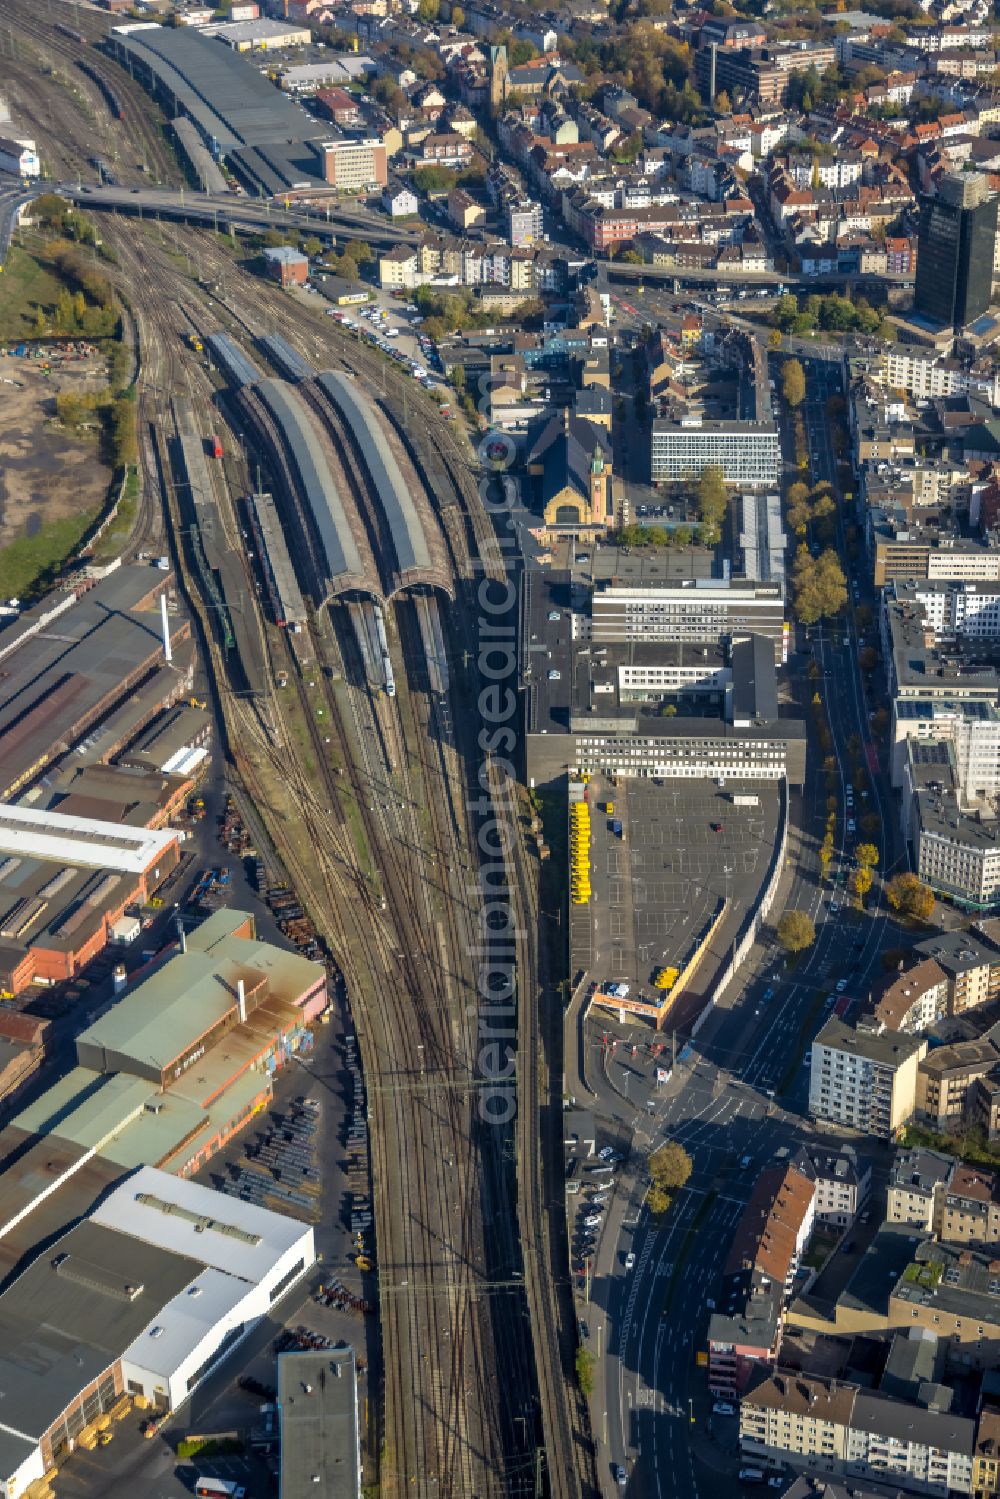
[[581, 356, 907, 1496]]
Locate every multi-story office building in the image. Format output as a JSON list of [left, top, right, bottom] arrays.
[[911, 759, 1000, 910], [313, 136, 388, 190], [914, 172, 998, 330], [892, 700, 1000, 798], [589, 577, 786, 661], [869, 513, 1000, 588], [916, 1040, 1000, 1133], [893, 579, 1000, 643], [521, 570, 805, 787], [809, 1019, 927, 1139], [651, 418, 781, 488]]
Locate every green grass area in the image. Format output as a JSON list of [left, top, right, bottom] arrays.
[[176, 1437, 244, 1460], [90, 470, 139, 564], [902, 1122, 1000, 1172], [777, 989, 827, 1095], [343, 790, 374, 887], [0, 247, 65, 341], [803, 1232, 838, 1270], [0, 508, 100, 601], [903, 1260, 942, 1289]]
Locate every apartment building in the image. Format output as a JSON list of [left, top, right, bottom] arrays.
[[939, 1164, 1000, 1248], [810, 1020, 927, 1139], [871, 959, 949, 1035], [650, 417, 781, 488], [888, 1147, 955, 1231], [507, 198, 544, 246], [740, 1363, 976, 1494], [798, 1148, 871, 1231], [916, 1039, 1000, 1133], [740, 1370, 854, 1473], [708, 1163, 816, 1398], [916, 929, 1000, 1015], [876, 345, 971, 399], [888, 1241, 1000, 1369]]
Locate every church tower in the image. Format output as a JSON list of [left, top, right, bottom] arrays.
[[488, 44, 509, 115]]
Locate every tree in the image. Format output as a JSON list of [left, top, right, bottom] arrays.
[[776, 909, 816, 952], [649, 1140, 692, 1190], [414, 165, 458, 194], [714, 90, 732, 112], [417, 0, 438, 19], [850, 866, 873, 902], [647, 1183, 672, 1215], [575, 1346, 595, 1396], [768, 328, 783, 349], [450, 1, 465, 23], [301, 236, 323, 258], [696, 464, 728, 531], [783, 358, 806, 408], [886, 873, 935, 923], [856, 843, 879, 869], [859, 646, 878, 673], [871, 708, 889, 739]]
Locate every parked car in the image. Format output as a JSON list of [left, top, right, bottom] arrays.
[[713, 1401, 735, 1416], [625, 1251, 636, 1270]]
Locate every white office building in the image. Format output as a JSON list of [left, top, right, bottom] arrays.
[[651, 418, 781, 488]]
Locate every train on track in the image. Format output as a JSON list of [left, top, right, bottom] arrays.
[[55, 21, 88, 44], [373, 603, 395, 698], [88, 155, 118, 186], [77, 60, 123, 120]]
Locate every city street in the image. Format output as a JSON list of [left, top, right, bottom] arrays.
[[579, 356, 909, 1497]]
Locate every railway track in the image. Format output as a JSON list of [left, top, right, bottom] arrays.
[[175, 228, 587, 1496], [4, 4, 178, 185], [101, 226, 505, 1493], [69, 216, 587, 1496]]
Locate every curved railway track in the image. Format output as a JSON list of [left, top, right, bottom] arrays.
[[68, 215, 588, 1497], [4, 4, 178, 185]]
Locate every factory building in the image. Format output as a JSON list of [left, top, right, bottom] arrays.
[[0, 1167, 314, 1498], [0, 806, 180, 995], [12, 908, 327, 1180], [278, 1347, 361, 1499], [0, 565, 191, 801]]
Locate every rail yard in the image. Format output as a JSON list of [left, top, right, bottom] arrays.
[[0, 10, 598, 1492]]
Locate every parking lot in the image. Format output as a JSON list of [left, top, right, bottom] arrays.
[[581, 777, 780, 1023]]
